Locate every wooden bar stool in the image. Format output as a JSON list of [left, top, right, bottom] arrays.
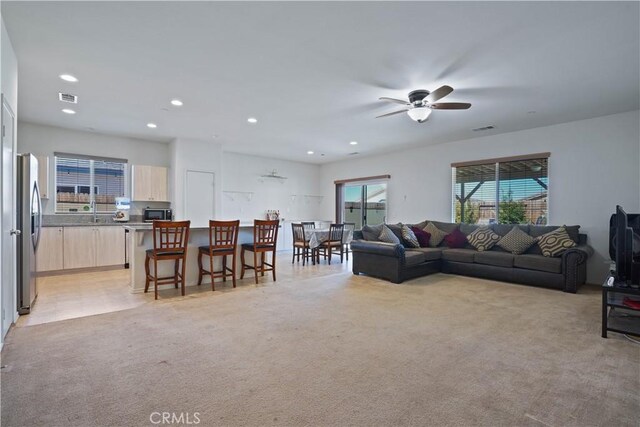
[[197, 220, 240, 291], [241, 219, 279, 284], [291, 223, 314, 266], [145, 220, 191, 300]]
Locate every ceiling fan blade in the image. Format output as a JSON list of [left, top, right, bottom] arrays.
[[376, 109, 409, 118], [430, 102, 471, 110], [379, 97, 410, 105], [425, 85, 454, 103]]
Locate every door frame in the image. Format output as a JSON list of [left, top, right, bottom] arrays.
[[1, 94, 18, 343], [337, 179, 388, 226]]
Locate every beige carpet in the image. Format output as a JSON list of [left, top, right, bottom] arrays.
[[1, 271, 638, 426]]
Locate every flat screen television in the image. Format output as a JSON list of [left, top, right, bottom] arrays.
[[611, 205, 640, 286]]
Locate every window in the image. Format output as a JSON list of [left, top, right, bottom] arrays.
[[55, 153, 127, 213], [452, 154, 549, 225], [335, 175, 389, 228]]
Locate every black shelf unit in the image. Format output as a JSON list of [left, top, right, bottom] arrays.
[[602, 278, 640, 338]]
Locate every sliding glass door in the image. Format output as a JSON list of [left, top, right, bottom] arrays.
[[343, 183, 387, 228]]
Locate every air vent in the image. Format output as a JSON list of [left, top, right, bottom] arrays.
[[472, 125, 495, 132], [58, 93, 78, 104], [348, 152, 359, 156]]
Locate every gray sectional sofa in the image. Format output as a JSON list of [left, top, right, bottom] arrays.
[[350, 220, 594, 293]]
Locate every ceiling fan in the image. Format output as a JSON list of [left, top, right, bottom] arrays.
[[377, 85, 471, 123]]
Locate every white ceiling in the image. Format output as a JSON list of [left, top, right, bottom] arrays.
[[3, 1, 639, 164]]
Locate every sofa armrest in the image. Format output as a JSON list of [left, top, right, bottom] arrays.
[[350, 240, 405, 258], [561, 244, 593, 293]]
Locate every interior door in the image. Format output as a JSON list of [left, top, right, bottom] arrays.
[[1, 97, 16, 338], [185, 170, 215, 227]]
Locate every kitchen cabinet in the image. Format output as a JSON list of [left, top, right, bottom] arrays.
[[96, 226, 125, 267], [63, 227, 97, 269], [36, 227, 64, 272], [132, 165, 168, 202], [36, 155, 49, 199]]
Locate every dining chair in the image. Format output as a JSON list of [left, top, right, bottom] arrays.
[[343, 222, 356, 261], [317, 223, 345, 264], [144, 220, 191, 300], [241, 219, 279, 284], [291, 223, 314, 265], [197, 220, 240, 291]]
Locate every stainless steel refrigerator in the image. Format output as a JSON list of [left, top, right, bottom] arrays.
[[16, 153, 42, 314]]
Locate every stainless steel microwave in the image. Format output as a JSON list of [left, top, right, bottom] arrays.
[[143, 208, 173, 222]]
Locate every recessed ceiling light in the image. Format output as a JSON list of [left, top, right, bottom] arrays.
[[350, 141, 358, 145], [61, 109, 76, 114], [307, 151, 314, 155], [247, 117, 258, 124], [59, 74, 78, 82], [147, 123, 157, 128], [171, 99, 183, 107]]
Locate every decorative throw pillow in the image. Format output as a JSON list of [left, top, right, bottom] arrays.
[[411, 227, 431, 248], [467, 227, 500, 251], [362, 224, 383, 241], [536, 226, 577, 257], [497, 226, 537, 255], [423, 222, 448, 247], [378, 225, 401, 245], [401, 225, 420, 248], [386, 223, 405, 242], [444, 228, 467, 249]]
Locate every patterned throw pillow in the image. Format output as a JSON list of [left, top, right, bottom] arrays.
[[443, 228, 467, 248], [401, 225, 420, 248], [411, 227, 431, 247], [423, 222, 448, 247], [467, 227, 500, 251], [378, 225, 401, 244], [362, 224, 383, 241], [497, 226, 537, 255], [536, 226, 576, 257]]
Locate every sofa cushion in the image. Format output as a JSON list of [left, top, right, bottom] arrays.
[[513, 254, 562, 273], [431, 221, 459, 234], [536, 226, 576, 257], [496, 226, 537, 255], [362, 224, 383, 241], [407, 247, 443, 261], [529, 224, 581, 245], [411, 227, 431, 247], [401, 225, 420, 248], [404, 250, 427, 267], [467, 226, 500, 251], [459, 223, 480, 236], [444, 228, 468, 248], [424, 222, 448, 247], [387, 223, 405, 242], [379, 225, 401, 244], [442, 248, 476, 263], [474, 251, 515, 268], [493, 223, 529, 236]]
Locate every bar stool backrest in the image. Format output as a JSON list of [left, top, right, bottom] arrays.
[[254, 219, 279, 247], [152, 220, 191, 254], [209, 220, 240, 251]]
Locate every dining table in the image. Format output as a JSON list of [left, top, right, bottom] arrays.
[[305, 228, 354, 249]]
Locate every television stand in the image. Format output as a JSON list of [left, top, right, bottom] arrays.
[[602, 276, 640, 338]]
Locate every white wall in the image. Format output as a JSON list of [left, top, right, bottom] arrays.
[[17, 122, 171, 215], [319, 110, 640, 283], [221, 152, 324, 223], [1, 15, 18, 346], [169, 138, 223, 223]]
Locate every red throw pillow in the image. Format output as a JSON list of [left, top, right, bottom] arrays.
[[444, 228, 467, 248], [411, 227, 431, 248]]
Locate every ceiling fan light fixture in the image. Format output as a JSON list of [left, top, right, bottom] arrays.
[[407, 107, 432, 123]]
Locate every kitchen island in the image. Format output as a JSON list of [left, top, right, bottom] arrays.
[[124, 223, 274, 293]]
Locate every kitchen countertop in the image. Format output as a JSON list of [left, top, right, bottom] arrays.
[[43, 222, 147, 227]]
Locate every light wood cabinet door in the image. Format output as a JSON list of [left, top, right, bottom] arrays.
[[96, 226, 125, 267], [36, 227, 64, 271], [132, 165, 168, 202], [63, 227, 97, 269], [36, 155, 49, 199]]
